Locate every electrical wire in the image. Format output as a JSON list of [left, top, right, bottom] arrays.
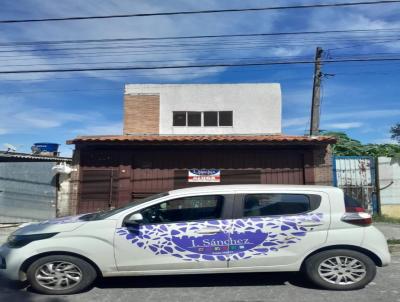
[[0, 1, 399, 24], [1, 28, 399, 47], [2, 57, 400, 74]]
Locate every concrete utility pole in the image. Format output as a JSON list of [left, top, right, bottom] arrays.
[[310, 47, 323, 136]]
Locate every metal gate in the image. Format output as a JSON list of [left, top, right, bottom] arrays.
[[78, 168, 119, 214], [333, 156, 377, 213]]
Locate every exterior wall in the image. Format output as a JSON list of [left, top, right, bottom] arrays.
[[56, 173, 71, 217], [378, 157, 400, 218], [0, 162, 57, 223], [69, 149, 81, 216], [124, 94, 160, 134], [74, 144, 331, 214], [381, 205, 400, 218], [124, 84, 282, 135]]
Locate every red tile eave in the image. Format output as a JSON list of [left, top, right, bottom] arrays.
[[66, 135, 336, 145]]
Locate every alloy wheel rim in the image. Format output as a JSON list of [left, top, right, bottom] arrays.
[[35, 261, 82, 290], [318, 256, 367, 285]]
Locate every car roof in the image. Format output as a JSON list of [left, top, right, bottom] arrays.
[[168, 184, 341, 196]]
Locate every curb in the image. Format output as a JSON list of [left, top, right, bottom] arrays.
[[389, 244, 400, 255]]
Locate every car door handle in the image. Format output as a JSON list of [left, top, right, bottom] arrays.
[[298, 222, 324, 227], [196, 228, 222, 234]]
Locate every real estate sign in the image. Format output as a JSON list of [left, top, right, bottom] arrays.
[[188, 169, 221, 183]]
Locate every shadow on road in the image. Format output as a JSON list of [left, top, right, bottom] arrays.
[[0, 277, 67, 302], [95, 272, 319, 290], [0, 272, 320, 301]]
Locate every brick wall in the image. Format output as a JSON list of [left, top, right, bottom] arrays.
[[124, 94, 160, 134]]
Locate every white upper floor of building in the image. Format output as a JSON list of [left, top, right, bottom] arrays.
[[124, 83, 282, 135]]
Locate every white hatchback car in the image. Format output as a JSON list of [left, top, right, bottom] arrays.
[[0, 185, 390, 295]]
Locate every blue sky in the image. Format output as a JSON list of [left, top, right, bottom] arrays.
[[0, 0, 399, 156]]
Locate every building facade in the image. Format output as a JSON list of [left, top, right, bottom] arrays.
[[124, 83, 281, 135], [67, 84, 335, 215]]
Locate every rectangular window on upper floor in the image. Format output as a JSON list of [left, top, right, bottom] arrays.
[[173, 111, 187, 126], [172, 111, 233, 127], [204, 111, 218, 126], [187, 112, 201, 126], [219, 111, 233, 126]]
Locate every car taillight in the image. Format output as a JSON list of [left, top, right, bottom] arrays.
[[341, 208, 372, 226], [345, 207, 365, 213]]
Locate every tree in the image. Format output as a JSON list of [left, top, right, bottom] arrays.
[[391, 123, 400, 143], [322, 131, 400, 157]]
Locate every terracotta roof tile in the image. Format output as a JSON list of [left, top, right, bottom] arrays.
[[67, 134, 336, 145]]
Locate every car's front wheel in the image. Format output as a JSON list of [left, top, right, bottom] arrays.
[[304, 249, 376, 290], [26, 255, 97, 295]]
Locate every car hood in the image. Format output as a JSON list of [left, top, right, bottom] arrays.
[[12, 215, 89, 235]]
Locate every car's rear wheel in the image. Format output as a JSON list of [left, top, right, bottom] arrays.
[[26, 255, 97, 295], [304, 249, 376, 290]]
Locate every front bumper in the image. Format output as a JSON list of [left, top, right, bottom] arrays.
[[0, 244, 27, 281]]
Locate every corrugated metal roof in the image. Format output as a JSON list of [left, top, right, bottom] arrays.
[[67, 134, 336, 145], [0, 151, 71, 162]]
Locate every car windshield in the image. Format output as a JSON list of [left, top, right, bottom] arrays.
[[79, 192, 169, 221]]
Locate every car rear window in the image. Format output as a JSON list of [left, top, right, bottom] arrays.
[[243, 193, 321, 217], [344, 194, 365, 211]]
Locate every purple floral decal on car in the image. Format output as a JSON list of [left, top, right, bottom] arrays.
[[116, 213, 323, 262]]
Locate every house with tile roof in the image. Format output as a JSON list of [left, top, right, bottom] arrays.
[[67, 84, 335, 214]]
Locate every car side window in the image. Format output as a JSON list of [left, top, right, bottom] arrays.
[[243, 194, 320, 217], [135, 195, 224, 224]]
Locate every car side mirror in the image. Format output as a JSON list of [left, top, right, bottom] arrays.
[[125, 213, 143, 227]]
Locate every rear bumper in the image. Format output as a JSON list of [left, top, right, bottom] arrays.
[[362, 226, 391, 267]]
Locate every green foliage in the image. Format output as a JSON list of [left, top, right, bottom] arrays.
[[373, 214, 400, 224], [322, 131, 400, 157], [391, 123, 400, 143]]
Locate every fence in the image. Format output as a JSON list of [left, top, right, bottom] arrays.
[[333, 156, 400, 217], [332, 156, 378, 213]]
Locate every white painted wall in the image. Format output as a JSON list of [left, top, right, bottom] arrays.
[[57, 173, 71, 217], [125, 83, 282, 135], [378, 157, 400, 205]]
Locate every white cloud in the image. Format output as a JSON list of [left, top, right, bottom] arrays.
[[283, 109, 400, 132], [371, 137, 398, 144], [324, 122, 363, 130], [71, 121, 123, 136], [282, 117, 309, 128], [325, 109, 400, 121], [0, 0, 282, 82], [0, 96, 103, 134]]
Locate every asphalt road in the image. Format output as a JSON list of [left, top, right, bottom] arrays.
[[1, 255, 400, 302]]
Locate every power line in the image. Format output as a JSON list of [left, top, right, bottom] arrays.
[[1, 27, 399, 47], [0, 35, 398, 54], [2, 57, 400, 74], [0, 1, 399, 24], [0, 37, 398, 62]]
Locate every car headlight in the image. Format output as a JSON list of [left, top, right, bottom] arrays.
[[7, 233, 59, 248]]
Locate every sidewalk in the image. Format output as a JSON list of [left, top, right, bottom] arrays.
[[374, 222, 400, 240]]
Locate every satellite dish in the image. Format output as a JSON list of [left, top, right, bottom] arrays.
[[4, 143, 17, 152]]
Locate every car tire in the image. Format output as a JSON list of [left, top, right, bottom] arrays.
[[304, 249, 376, 290], [26, 255, 97, 295]]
